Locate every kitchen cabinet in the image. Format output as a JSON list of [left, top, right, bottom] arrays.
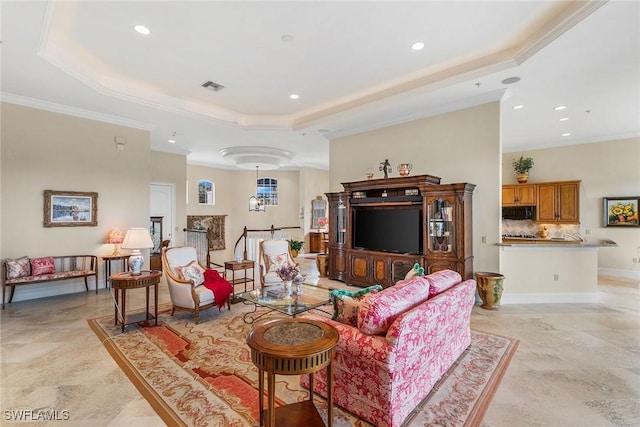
[[536, 181, 580, 223], [502, 184, 536, 206]]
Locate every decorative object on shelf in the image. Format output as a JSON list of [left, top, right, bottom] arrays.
[[43, 190, 98, 227], [105, 229, 125, 255], [366, 168, 374, 179], [121, 227, 154, 275], [248, 166, 266, 212], [603, 197, 639, 227], [288, 239, 304, 257], [379, 159, 392, 179], [475, 272, 505, 310], [397, 163, 413, 176], [293, 274, 307, 295], [512, 156, 534, 183]]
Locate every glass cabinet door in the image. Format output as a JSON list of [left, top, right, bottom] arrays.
[[428, 199, 454, 253], [150, 216, 163, 254], [336, 200, 346, 245]]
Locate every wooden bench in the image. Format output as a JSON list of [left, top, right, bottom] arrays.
[[2, 255, 98, 309]]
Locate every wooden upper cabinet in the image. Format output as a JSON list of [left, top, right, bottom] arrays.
[[536, 181, 580, 223], [502, 185, 537, 206]]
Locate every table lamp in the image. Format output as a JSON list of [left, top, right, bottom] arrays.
[[105, 229, 125, 255], [121, 227, 154, 275]]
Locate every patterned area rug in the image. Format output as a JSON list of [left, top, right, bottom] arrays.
[[88, 304, 518, 427]]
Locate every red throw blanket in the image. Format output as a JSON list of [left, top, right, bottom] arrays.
[[203, 269, 233, 309]]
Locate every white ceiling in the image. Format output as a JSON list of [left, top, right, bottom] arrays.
[[1, 1, 638, 170]]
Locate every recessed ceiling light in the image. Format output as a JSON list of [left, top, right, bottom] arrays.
[[168, 139, 176, 144], [554, 105, 567, 111], [501, 76, 521, 85], [133, 25, 150, 35], [562, 133, 571, 137], [411, 42, 425, 51], [559, 117, 569, 122], [513, 105, 524, 110], [289, 94, 299, 100]]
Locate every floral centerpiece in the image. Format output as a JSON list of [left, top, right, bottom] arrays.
[[609, 201, 637, 224], [277, 264, 300, 282]]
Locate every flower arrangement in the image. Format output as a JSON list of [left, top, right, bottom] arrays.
[[277, 264, 300, 282], [512, 156, 534, 174], [609, 201, 637, 223]]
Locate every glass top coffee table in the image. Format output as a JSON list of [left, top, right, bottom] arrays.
[[237, 283, 332, 324]]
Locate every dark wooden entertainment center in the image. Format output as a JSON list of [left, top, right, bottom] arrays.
[[326, 174, 475, 287]]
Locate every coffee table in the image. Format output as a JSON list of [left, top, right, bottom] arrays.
[[236, 283, 332, 324]]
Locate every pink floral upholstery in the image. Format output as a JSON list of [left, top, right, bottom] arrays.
[[5, 257, 30, 279], [5, 270, 95, 284], [425, 269, 462, 296], [301, 270, 476, 427]]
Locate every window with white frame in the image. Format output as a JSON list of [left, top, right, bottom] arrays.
[[257, 177, 278, 206], [198, 180, 215, 205]]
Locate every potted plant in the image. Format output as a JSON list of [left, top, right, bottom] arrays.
[[512, 156, 534, 183], [289, 239, 304, 257]]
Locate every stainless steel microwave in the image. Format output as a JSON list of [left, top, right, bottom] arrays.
[[502, 206, 535, 220]]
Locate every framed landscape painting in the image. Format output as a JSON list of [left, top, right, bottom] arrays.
[[44, 190, 98, 227], [604, 197, 639, 227]]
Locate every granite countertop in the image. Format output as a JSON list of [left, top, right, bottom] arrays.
[[498, 238, 617, 247]]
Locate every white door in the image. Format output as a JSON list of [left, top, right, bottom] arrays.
[[150, 183, 175, 246]]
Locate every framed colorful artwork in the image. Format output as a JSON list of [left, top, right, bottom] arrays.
[[43, 190, 98, 227], [604, 197, 639, 227]]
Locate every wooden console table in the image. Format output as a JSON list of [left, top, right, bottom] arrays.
[[224, 259, 255, 298], [110, 270, 162, 333], [246, 318, 339, 427], [102, 254, 129, 289]]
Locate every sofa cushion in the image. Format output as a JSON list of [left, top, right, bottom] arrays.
[[357, 276, 431, 335], [176, 260, 205, 285], [5, 256, 30, 279], [30, 257, 55, 276], [331, 285, 382, 326], [425, 269, 462, 296], [266, 253, 289, 273]]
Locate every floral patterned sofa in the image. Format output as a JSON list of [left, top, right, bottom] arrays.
[[301, 269, 476, 427]]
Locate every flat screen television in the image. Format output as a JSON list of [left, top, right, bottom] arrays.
[[352, 207, 423, 254]]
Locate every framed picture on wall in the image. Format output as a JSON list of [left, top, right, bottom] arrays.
[[43, 190, 98, 227], [604, 196, 639, 227]]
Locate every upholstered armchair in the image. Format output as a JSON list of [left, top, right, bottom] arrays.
[[258, 239, 297, 287], [161, 246, 232, 324]]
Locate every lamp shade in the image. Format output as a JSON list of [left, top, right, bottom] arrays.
[[121, 228, 154, 250], [105, 229, 125, 244]]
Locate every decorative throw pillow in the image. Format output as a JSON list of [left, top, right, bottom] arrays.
[[29, 257, 55, 276], [331, 285, 383, 326], [266, 253, 289, 273], [5, 256, 30, 279], [177, 260, 205, 286]]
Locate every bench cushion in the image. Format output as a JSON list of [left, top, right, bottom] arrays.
[[6, 256, 30, 279], [30, 257, 55, 276], [5, 270, 95, 285]]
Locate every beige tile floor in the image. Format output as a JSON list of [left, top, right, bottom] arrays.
[[1, 276, 638, 426]]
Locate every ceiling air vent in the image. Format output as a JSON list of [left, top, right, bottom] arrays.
[[202, 81, 225, 91]]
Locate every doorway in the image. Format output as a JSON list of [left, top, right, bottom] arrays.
[[150, 183, 175, 247]]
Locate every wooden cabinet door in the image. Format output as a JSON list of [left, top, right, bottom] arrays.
[[502, 186, 517, 206], [347, 252, 372, 284], [536, 183, 557, 222], [502, 185, 536, 206], [517, 185, 537, 205], [557, 182, 580, 222]]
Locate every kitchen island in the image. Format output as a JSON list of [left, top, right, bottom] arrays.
[[498, 239, 616, 304]]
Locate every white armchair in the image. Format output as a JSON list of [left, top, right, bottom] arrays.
[[258, 239, 297, 287], [161, 246, 231, 324]]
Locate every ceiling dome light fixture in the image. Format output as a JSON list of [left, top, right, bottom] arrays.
[[289, 94, 300, 100], [219, 146, 294, 170], [554, 105, 567, 111], [411, 42, 425, 51], [133, 25, 151, 35], [562, 132, 571, 137]]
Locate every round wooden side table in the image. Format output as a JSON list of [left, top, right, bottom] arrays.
[[246, 318, 339, 427], [110, 270, 162, 333]]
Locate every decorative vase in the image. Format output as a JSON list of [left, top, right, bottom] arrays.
[[283, 280, 293, 299], [295, 282, 303, 295], [291, 249, 299, 257], [475, 272, 505, 310], [397, 163, 413, 177], [516, 172, 529, 184]]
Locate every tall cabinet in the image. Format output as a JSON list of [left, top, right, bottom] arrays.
[[326, 175, 475, 287]]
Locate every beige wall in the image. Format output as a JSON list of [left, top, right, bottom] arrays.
[[329, 102, 502, 274], [299, 167, 330, 250], [0, 103, 186, 301], [503, 137, 640, 278]]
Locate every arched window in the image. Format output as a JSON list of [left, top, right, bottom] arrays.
[[198, 180, 215, 205], [257, 177, 278, 206]]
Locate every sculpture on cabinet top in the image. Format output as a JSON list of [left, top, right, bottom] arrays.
[[379, 159, 392, 178]]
